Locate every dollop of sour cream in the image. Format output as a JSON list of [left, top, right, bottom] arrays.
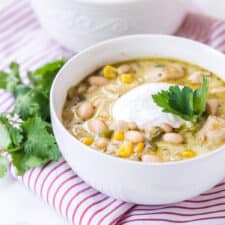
[[112, 83, 186, 129]]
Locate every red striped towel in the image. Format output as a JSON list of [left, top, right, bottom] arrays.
[[2, 1, 225, 224]]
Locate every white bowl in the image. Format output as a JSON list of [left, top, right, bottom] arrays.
[[195, 0, 225, 20], [31, 0, 190, 51], [50, 35, 225, 205]]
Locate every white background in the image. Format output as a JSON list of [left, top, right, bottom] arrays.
[[195, 0, 225, 19], [0, 1, 225, 225]]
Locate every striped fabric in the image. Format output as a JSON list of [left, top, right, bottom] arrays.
[[2, 1, 225, 224]]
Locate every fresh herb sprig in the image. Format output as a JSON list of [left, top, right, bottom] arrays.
[[0, 59, 65, 176], [152, 76, 208, 123]]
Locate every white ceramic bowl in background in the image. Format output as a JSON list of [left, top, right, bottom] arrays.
[[50, 35, 225, 205], [31, 0, 190, 51], [195, 0, 225, 20]]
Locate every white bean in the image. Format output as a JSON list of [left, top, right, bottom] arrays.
[[146, 64, 184, 82], [89, 119, 107, 134], [142, 154, 161, 162], [160, 123, 173, 133], [188, 71, 203, 84], [88, 76, 108, 86], [162, 133, 184, 144], [197, 116, 225, 144], [146, 67, 166, 82], [77, 102, 94, 120], [207, 99, 219, 115], [106, 143, 117, 154], [95, 138, 109, 149], [117, 64, 131, 74], [125, 131, 144, 143]]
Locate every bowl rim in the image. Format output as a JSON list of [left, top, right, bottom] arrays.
[[50, 34, 225, 167]]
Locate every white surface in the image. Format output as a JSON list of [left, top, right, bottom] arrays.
[[0, 1, 225, 225], [112, 83, 185, 129], [0, 172, 68, 225], [51, 35, 225, 205], [31, 0, 190, 51], [195, 0, 225, 19]]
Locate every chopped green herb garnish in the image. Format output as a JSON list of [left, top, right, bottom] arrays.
[[100, 129, 114, 139], [152, 76, 208, 123]]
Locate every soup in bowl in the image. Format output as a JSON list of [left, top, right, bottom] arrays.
[[62, 58, 225, 163], [50, 35, 225, 204]]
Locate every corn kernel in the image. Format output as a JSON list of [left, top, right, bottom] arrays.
[[82, 137, 94, 146], [134, 142, 144, 153], [117, 142, 133, 158], [210, 122, 221, 130], [103, 65, 117, 79], [182, 150, 196, 158], [120, 73, 134, 84], [113, 131, 124, 141]]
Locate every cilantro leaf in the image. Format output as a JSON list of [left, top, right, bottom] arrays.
[[28, 58, 65, 95], [193, 76, 208, 116], [0, 115, 23, 151], [11, 152, 48, 176], [0, 115, 61, 176], [0, 59, 64, 177], [0, 122, 11, 150], [0, 59, 64, 121], [0, 155, 8, 177], [152, 76, 208, 123], [14, 89, 49, 120], [22, 116, 60, 160], [14, 84, 31, 98], [9, 62, 20, 79], [0, 71, 8, 89], [18, 116, 60, 173], [10, 152, 25, 175], [0, 62, 22, 93]]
